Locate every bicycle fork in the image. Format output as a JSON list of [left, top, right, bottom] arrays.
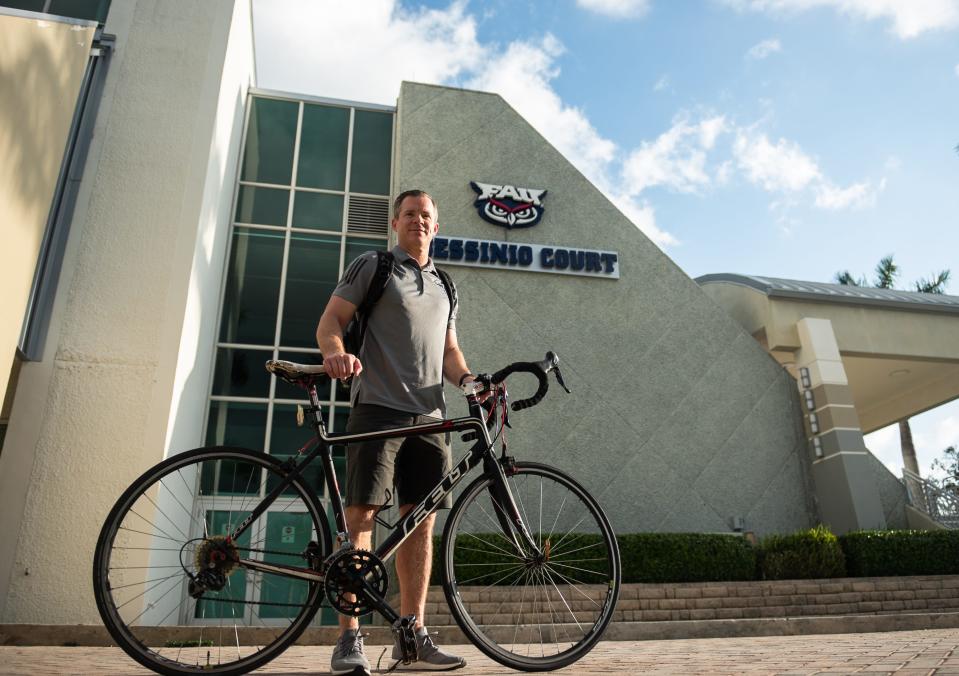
[[484, 454, 543, 560]]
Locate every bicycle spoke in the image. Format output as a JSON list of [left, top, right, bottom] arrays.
[[444, 465, 619, 671], [94, 448, 329, 675], [541, 565, 585, 633]]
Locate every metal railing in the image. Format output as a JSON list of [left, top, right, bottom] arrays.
[[902, 468, 959, 529]]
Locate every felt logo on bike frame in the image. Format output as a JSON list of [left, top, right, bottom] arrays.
[[471, 181, 547, 229]]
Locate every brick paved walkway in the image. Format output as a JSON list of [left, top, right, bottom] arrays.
[[1, 629, 958, 675]]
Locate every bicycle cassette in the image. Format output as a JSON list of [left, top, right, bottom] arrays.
[[323, 548, 389, 617]]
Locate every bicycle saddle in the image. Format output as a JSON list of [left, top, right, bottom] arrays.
[[264, 359, 327, 385]]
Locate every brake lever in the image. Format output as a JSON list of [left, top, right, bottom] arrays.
[[553, 366, 572, 394]]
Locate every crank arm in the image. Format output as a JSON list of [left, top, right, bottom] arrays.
[[354, 576, 401, 625]]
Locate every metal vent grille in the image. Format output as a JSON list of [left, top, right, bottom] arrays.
[[347, 196, 389, 236]]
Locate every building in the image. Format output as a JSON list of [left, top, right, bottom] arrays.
[[0, 0, 952, 629]]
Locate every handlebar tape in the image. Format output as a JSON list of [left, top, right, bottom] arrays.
[[490, 352, 558, 411]]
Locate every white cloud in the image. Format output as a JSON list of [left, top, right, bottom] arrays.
[[466, 35, 618, 200], [864, 424, 902, 473], [252, 1, 881, 247], [864, 404, 959, 480], [255, 1, 676, 246], [606, 193, 680, 246], [622, 115, 729, 194], [747, 37, 782, 58], [466, 36, 676, 246], [576, 0, 652, 18], [955, 62, 959, 77], [253, 0, 484, 105], [732, 130, 883, 210], [814, 179, 882, 209], [732, 131, 821, 191], [653, 74, 670, 91], [721, 0, 959, 39]]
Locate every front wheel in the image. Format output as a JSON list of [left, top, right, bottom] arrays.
[[441, 462, 620, 671], [92, 446, 332, 676]]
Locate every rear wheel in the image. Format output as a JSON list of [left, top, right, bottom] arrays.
[[92, 446, 332, 676], [441, 462, 620, 671]]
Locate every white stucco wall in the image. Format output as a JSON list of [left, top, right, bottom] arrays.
[[0, 0, 254, 624]]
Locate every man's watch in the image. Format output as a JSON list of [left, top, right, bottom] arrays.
[[458, 372, 474, 387]]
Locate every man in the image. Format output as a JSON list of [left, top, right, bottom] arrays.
[[316, 190, 478, 675]]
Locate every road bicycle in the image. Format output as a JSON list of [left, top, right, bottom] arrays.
[[93, 352, 621, 675]]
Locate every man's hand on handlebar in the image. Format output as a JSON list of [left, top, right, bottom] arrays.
[[323, 352, 363, 380], [461, 374, 493, 403]]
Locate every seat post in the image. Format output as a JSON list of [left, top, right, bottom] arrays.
[[307, 382, 328, 438]]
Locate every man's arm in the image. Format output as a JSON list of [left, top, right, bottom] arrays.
[[316, 295, 363, 380], [443, 329, 473, 387]]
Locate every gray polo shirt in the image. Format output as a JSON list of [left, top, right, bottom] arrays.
[[333, 246, 456, 417]]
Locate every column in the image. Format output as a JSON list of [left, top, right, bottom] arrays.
[[796, 318, 886, 534]]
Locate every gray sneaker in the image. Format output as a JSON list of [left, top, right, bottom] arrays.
[[391, 626, 466, 671], [331, 629, 370, 676]]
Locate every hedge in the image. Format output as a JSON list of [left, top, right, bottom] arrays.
[[758, 525, 845, 580], [425, 528, 959, 585], [840, 529, 959, 577], [618, 532, 756, 583], [431, 532, 755, 584]]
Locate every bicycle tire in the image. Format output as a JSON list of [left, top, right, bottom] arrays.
[[441, 462, 620, 671], [92, 446, 333, 676]]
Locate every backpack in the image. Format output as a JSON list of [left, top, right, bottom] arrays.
[[342, 251, 458, 355]]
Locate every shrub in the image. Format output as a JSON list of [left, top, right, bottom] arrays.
[[618, 532, 756, 583], [432, 532, 756, 584], [840, 529, 959, 577], [758, 525, 845, 580]]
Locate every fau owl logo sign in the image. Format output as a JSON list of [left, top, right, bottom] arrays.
[[471, 181, 547, 229]]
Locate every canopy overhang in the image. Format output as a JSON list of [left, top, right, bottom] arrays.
[[697, 274, 959, 434]]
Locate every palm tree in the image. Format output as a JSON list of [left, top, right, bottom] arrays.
[[834, 256, 951, 495]]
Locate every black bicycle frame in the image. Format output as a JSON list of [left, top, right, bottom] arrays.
[[231, 380, 542, 619]]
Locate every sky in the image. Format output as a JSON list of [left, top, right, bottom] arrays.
[[252, 0, 959, 481]]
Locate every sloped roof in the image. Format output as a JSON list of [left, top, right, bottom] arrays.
[[696, 273, 959, 314]]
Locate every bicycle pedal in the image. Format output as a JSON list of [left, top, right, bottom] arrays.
[[392, 614, 418, 663]]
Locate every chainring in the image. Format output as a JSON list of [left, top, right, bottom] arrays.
[[323, 548, 389, 617]]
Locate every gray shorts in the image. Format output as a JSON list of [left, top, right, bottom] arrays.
[[344, 404, 452, 509]]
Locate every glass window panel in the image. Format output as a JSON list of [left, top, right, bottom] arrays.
[[194, 510, 251, 618], [2, 1, 45, 11], [349, 110, 392, 195], [219, 228, 284, 345], [280, 233, 341, 349], [259, 512, 315, 618], [204, 401, 267, 449], [199, 457, 261, 497], [268, 403, 327, 498], [234, 185, 289, 226], [47, 0, 111, 22], [240, 97, 297, 185], [212, 348, 273, 398], [275, 350, 329, 401], [297, 104, 349, 191], [328, 406, 349, 434], [344, 236, 384, 273], [292, 191, 343, 231]]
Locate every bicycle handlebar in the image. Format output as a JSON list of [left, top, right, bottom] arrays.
[[479, 351, 570, 412]]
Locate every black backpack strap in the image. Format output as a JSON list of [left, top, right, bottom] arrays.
[[345, 251, 394, 354], [435, 267, 458, 323], [357, 251, 394, 317]]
